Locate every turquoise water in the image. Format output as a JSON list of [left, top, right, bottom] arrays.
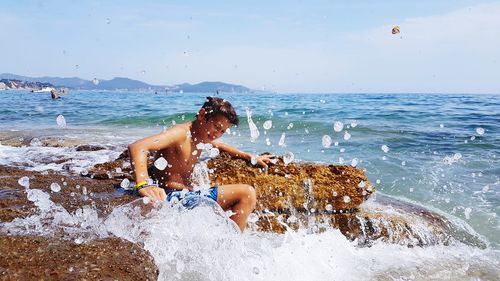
[[1, 90, 499, 247]]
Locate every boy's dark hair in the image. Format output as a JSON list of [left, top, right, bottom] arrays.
[[201, 96, 239, 126]]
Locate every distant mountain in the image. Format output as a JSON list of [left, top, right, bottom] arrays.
[[0, 73, 255, 93], [169, 81, 252, 93]]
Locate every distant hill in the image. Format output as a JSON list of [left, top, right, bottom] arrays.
[[169, 81, 252, 93], [0, 73, 255, 93]]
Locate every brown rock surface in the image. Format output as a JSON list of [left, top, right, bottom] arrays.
[[207, 152, 374, 212], [0, 235, 157, 280]]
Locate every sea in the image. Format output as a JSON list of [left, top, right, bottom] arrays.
[[0, 90, 499, 280]]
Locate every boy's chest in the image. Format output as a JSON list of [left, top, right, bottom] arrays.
[[172, 140, 201, 168]]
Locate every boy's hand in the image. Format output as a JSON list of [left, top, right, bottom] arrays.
[[138, 185, 167, 201], [255, 154, 275, 168]]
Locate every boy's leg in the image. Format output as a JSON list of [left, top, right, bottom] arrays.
[[216, 184, 256, 232]]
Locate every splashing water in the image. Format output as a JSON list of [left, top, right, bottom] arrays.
[[18, 176, 30, 188], [322, 135, 332, 148], [246, 108, 260, 142], [443, 153, 462, 165], [56, 115, 66, 128], [381, 145, 389, 153], [50, 182, 61, 193], [278, 133, 286, 147], [476, 127, 485, 135], [344, 131, 351, 141], [283, 152, 294, 165], [1, 188, 498, 281], [120, 178, 131, 189], [333, 121, 344, 132], [263, 120, 273, 130], [154, 157, 168, 170]]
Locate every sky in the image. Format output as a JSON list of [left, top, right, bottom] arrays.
[[1, 0, 499, 93]]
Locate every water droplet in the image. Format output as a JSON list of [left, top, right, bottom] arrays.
[[50, 182, 61, 192], [196, 143, 205, 150], [56, 115, 66, 128], [154, 157, 168, 170], [283, 152, 294, 165], [333, 121, 344, 132], [320, 99, 326, 104], [18, 176, 30, 188], [376, 179, 381, 184], [263, 120, 273, 130], [92, 78, 99, 85], [265, 138, 271, 146], [351, 158, 359, 167], [409, 187, 414, 192], [482, 185, 489, 193], [209, 148, 219, 158], [278, 132, 286, 147], [287, 123, 294, 130], [358, 181, 366, 188], [322, 135, 332, 148], [325, 204, 333, 211], [343, 195, 351, 203], [120, 178, 130, 189], [343, 131, 351, 140], [246, 108, 260, 142], [141, 70, 146, 74], [250, 155, 257, 165], [351, 120, 358, 128], [440, 124, 444, 128], [381, 145, 389, 153], [401, 161, 406, 166], [476, 127, 485, 135]]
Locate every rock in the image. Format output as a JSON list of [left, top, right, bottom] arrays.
[[0, 235, 158, 280], [207, 152, 373, 211], [75, 144, 107, 151]]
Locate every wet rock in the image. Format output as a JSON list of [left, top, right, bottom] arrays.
[[207, 152, 374, 211], [0, 235, 158, 280], [75, 144, 107, 151]]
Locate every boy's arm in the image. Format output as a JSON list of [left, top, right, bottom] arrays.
[[211, 142, 274, 168], [128, 127, 184, 200]]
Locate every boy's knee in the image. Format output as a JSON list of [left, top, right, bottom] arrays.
[[242, 184, 256, 207]]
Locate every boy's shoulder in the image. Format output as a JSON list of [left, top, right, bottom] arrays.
[[158, 122, 191, 141]]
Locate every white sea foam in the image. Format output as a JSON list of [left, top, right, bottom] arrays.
[[1, 188, 498, 281], [0, 142, 121, 174]]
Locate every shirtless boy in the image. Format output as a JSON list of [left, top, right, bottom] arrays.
[[128, 97, 273, 231]]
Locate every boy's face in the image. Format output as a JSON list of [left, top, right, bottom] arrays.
[[203, 114, 231, 141]]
